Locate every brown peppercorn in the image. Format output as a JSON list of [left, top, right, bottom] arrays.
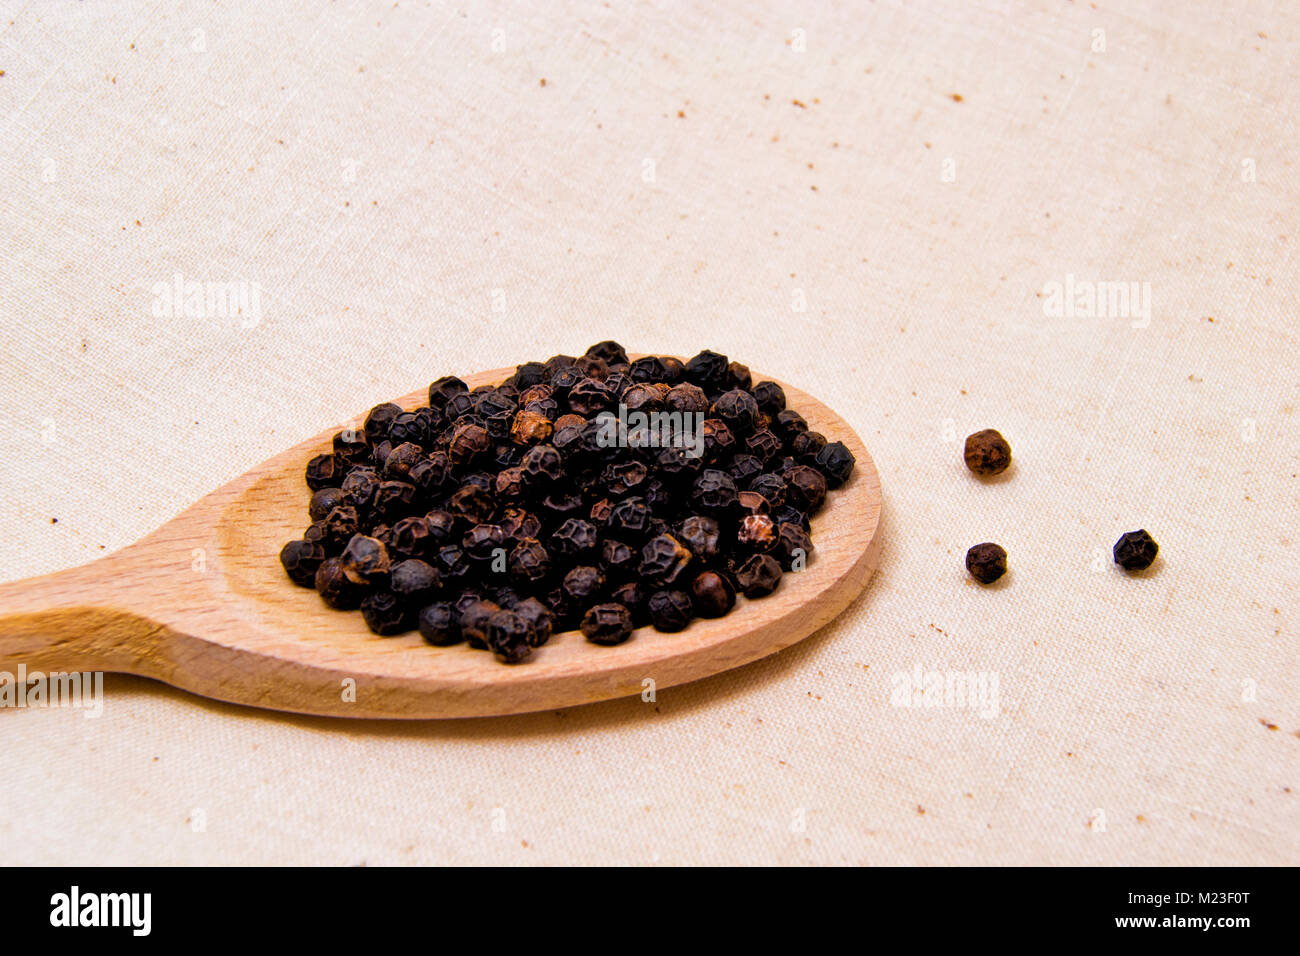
[[784, 465, 827, 514], [315, 557, 362, 609], [691, 570, 735, 618], [448, 421, 491, 465], [1113, 529, 1158, 571], [638, 533, 693, 587], [485, 610, 533, 663], [734, 553, 783, 598], [304, 453, 344, 490], [340, 534, 392, 586], [510, 409, 553, 446], [774, 521, 814, 570], [964, 429, 1012, 476], [513, 596, 555, 647], [965, 542, 1007, 584], [737, 513, 778, 552], [580, 603, 634, 645], [280, 538, 325, 587]]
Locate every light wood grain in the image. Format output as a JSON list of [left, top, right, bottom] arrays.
[[0, 363, 882, 718]]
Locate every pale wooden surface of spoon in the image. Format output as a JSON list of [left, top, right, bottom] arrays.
[[0, 363, 882, 718]]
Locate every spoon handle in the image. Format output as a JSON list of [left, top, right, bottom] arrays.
[[0, 556, 161, 672]]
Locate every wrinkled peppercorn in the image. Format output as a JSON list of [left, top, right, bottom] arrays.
[[280, 538, 325, 587], [735, 554, 783, 598], [340, 534, 391, 586], [513, 596, 555, 647], [283, 342, 855, 662], [418, 600, 461, 645], [642, 588, 691, 632], [639, 534, 693, 587], [315, 557, 362, 609], [360, 591, 409, 635], [737, 514, 778, 552], [966, 542, 1008, 584], [964, 429, 1012, 477], [1113, 529, 1158, 571], [580, 603, 634, 645], [486, 610, 533, 663]]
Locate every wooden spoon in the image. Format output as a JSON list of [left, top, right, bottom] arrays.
[[0, 363, 882, 718]]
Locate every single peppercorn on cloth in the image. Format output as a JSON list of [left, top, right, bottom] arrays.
[[1, 0, 1298, 865]]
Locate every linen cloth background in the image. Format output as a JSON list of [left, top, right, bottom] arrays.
[[1, 0, 1297, 865]]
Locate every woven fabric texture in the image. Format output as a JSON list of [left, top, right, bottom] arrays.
[[1, 0, 1297, 864]]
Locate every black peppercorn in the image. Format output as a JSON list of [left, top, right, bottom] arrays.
[[712, 389, 760, 435], [447, 483, 495, 524], [647, 589, 695, 632], [462, 523, 507, 562], [371, 480, 417, 522], [584, 340, 629, 365], [606, 496, 653, 540], [784, 465, 827, 514], [551, 518, 599, 559], [774, 522, 814, 570], [448, 421, 491, 465], [387, 413, 426, 447], [665, 382, 709, 414], [1113, 529, 1158, 571], [340, 534, 391, 586], [363, 402, 402, 444], [280, 538, 325, 587], [964, 429, 1012, 477], [427, 376, 468, 411], [562, 565, 606, 605], [389, 515, 432, 559], [315, 557, 363, 609], [737, 514, 778, 552], [360, 590, 410, 635], [600, 538, 639, 579], [749, 473, 787, 509], [580, 603, 634, 645], [305, 453, 344, 490], [507, 538, 550, 584], [609, 581, 650, 626], [520, 444, 564, 487], [691, 469, 739, 514], [751, 381, 786, 414], [434, 544, 475, 584], [812, 441, 856, 488], [966, 542, 1008, 584], [309, 486, 347, 523], [790, 430, 826, 461], [383, 441, 425, 480], [390, 559, 441, 604], [458, 598, 501, 649], [417, 601, 461, 645], [485, 610, 533, 663], [639, 533, 694, 587], [321, 504, 360, 548], [691, 570, 735, 618], [685, 349, 728, 389], [513, 596, 555, 647], [734, 554, 783, 598], [677, 515, 721, 563]]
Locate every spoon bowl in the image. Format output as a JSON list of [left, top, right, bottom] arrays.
[[0, 363, 882, 718]]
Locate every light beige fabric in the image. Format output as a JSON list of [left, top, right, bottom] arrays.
[[2, 0, 1297, 865]]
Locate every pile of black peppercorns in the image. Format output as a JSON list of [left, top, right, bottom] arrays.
[[279, 342, 856, 663]]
